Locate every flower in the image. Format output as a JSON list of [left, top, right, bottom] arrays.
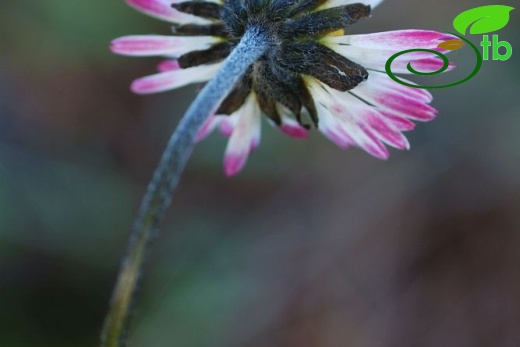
[[111, 0, 455, 176]]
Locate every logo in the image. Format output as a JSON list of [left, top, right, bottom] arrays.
[[386, 5, 515, 89]]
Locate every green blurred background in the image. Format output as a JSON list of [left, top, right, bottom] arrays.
[[1, 0, 519, 346]]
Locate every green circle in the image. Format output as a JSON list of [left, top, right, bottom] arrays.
[[384, 32, 483, 89]]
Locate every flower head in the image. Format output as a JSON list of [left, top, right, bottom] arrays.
[[112, 0, 455, 175]]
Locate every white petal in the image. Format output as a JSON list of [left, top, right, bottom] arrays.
[[131, 63, 221, 94], [219, 116, 236, 137], [310, 80, 411, 157], [126, 0, 213, 25], [156, 59, 181, 72], [271, 104, 309, 139], [324, 44, 454, 73], [327, 30, 457, 50], [223, 94, 262, 176], [316, 102, 354, 149], [195, 114, 223, 142], [320, 0, 385, 10], [323, 30, 457, 73], [350, 71, 438, 121], [357, 70, 432, 102], [110, 35, 220, 57]]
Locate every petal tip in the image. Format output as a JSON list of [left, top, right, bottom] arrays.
[[130, 80, 145, 94], [130, 78, 160, 94], [364, 144, 390, 160], [224, 153, 247, 177], [280, 124, 309, 139], [219, 121, 234, 137], [157, 60, 181, 72], [109, 39, 123, 54]]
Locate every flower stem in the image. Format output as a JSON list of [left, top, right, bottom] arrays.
[[100, 27, 269, 347]]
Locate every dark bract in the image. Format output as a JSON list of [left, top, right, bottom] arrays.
[[172, 0, 371, 127]]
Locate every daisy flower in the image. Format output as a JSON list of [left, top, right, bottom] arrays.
[[111, 0, 455, 176]]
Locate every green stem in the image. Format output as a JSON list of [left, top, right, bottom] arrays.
[[100, 27, 269, 347]]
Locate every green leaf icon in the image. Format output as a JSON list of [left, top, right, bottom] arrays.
[[453, 5, 515, 35]]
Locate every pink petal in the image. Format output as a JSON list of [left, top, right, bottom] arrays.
[[380, 58, 455, 74], [110, 35, 217, 57], [219, 118, 234, 137], [372, 93, 438, 121], [363, 143, 390, 159], [126, 0, 210, 24], [351, 71, 438, 122], [131, 63, 220, 94], [320, 96, 388, 157], [195, 114, 221, 142], [279, 116, 309, 139], [224, 153, 249, 177], [360, 70, 432, 102], [269, 105, 309, 139], [222, 94, 262, 176], [250, 138, 260, 152], [315, 103, 351, 148], [157, 60, 181, 72], [364, 51, 455, 74], [310, 81, 404, 159], [407, 58, 456, 73], [351, 71, 432, 103], [338, 30, 458, 50], [331, 104, 390, 159], [322, 128, 353, 149], [321, 0, 385, 10], [380, 112, 416, 131], [280, 124, 308, 139], [250, 115, 262, 152], [365, 113, 410, 150], [328, 30, 456, 73]]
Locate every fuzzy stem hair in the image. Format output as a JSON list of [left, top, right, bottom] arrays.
[[100, 27, 269, 347]]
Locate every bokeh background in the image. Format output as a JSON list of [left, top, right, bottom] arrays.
[[1, 0, 519, 346]]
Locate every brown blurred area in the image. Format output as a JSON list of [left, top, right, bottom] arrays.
[[0, 1, 519, 347]]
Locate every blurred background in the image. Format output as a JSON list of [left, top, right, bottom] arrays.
[[1, 0, 519, 346]]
